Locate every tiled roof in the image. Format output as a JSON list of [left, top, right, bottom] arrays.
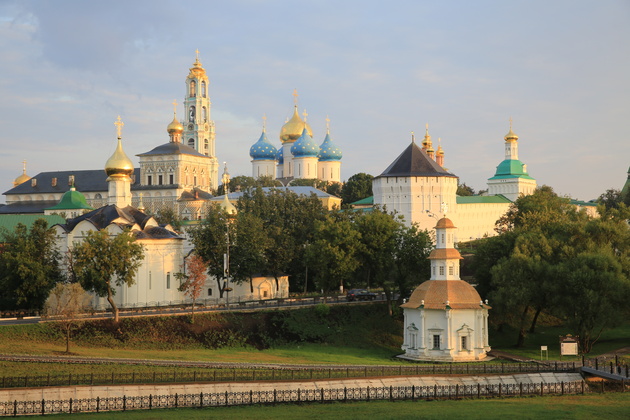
[[0, 201, 58, 214], [456, 195, 512, 204], [0, 214, 66, 233], [428, 248, 463, 260], [401, 280, 488, 310], [3, 169, 141, 196], [137, 142, 209, 158], [376, 142, 457, 179]]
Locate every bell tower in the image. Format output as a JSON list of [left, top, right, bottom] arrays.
[[183, 50, 219, 189]]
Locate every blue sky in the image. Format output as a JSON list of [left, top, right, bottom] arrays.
[[1, 0, 628, 203]]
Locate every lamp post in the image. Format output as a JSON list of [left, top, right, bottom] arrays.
[[220, 163, 237, 309]]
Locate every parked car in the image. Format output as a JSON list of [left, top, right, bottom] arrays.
[[346, 289, 377, 302]]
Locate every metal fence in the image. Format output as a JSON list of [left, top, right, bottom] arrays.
[[0, 362, 580, 390], [0, 381, 586, 416]]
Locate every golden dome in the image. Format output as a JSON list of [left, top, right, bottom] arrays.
[[167, 115, 184, 134], [13, 161, 30, 187], [504, 127, 518, 142], [187, 56, 207, 80], [280, 106, 313, 143], [105, 138, 134, 177], [435, 217, 455, 229]]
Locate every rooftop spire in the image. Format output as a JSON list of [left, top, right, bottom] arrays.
[[262, 114, 267, 132], [293, 88, 298, 106], [326, 115, 331, 134], [114, 115, 124, 139]]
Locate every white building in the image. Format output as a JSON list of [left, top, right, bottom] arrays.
[[373, 124, 536, 240], [400, 217, 491, 362]]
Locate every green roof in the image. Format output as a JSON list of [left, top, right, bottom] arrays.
[[0, 215, 66, 234], [45, 188, 93, 211], [456, 195, 513, 204], [569, 199, 597, 207], [350, 196, 374, 206], [488, 159, 534, 180]]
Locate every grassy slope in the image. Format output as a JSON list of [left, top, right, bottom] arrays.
[[40, 394, 630, 420]]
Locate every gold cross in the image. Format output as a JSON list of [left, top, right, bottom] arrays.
[[509, 116, 513, 130], [293, 88, 298, 105], [195, 49, 199, 59], [172, 100, 178, 114], [262, 114, 267, 132], [114, 116, 124, 138], [302, 109, 308, 122], [326, 115, 330, 133], [22, 159, 27, 172], [411, 131, 415, 143]]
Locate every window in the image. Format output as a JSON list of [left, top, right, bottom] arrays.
[[208, 288, 212, 296], [51, 177, 57, 187], [189, 106, 195, 123], [147, 175, 152, 185], [169, 174, 174, 184], [188, 138, 195, 148], [439, 266, 445, 276], [448, 265, 454, 276], [158, 175, 163, 186], [189, 80, 196, 97], [201, 81, 206, 97], [68, 175, 75, 186], [202, 107, 207, 122], [433, 335, 440, 349], [166, 273, 171, 289], [263, 290, 268, 298], [461, 336, 468, 351]]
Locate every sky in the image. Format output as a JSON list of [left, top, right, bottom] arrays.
[[0, 0, 628, 203]]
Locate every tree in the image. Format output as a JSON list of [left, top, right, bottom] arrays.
[[154, 208, 183, 232], [72, 229, 144, 323], [305, 213, 362, 294], [390, 224, 433, 303], [341, 173, 373, 206], [188, 204, 232, 298], [231, 212, 271, 293], [456, 183, 475, 196], [44, 282, 91, 353], [177, 254, 207, 323], [0, 219, 63, 311]]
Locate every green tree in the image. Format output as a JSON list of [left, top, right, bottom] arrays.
[[72, 229, 144, 323], [390, 224, 433, 303], [456, 183, 475, 196], [237, 187, 328, 292], [305, 213, 362, 294], [597, 188, 623, 210], [188, 204, 232, 298], [231, 212, 271, 293], [0, 219, 63, 311], [44, 282, 91, 353], [154, 208, 183, 232], [341, 173, 373, 206]]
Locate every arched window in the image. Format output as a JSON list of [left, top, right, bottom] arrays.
[[201, 81, 206, 97], [188, 138, 195, 148], [202, 107, 207, 122], [189, 81, 196, 97], [189, 106, 195, 123]]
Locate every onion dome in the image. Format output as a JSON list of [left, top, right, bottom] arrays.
[[220, 193, 237, 216], [187, 55, 207, 79], [105, 138, 134, 178], [13, 161, 30, 187], [291, 128, 320, 158], [249, 129, 278, 160], [436, 144, 444, 156], [46, 185, 93, 212], [167, 114, 184, 135], [276, 147, 284, 164], [504, 127, 518, 142], [280, 106, 313, 143], [318, 132, 343, 161]]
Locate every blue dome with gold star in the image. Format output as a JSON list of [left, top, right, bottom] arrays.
[[249, 130, 278, 160], [291, 128, 320, 158], [318, 133, 342, 161]]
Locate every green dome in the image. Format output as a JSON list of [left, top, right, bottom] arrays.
[[488, 159, 534, 180], [46, 187, 94, 211]]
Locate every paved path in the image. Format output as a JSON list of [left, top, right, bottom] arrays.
[[0, 372, 584, 403]]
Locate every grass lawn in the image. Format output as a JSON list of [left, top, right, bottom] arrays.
[[38, 393, 630, 420]]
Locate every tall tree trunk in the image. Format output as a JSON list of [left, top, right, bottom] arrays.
[[529, 306, 542, 333], [383, 286, 393, 316], [106, 284, 119, 324], [249, 276, 253, 294], [516, 305, 529, 347], [191, 297, 196, 323]]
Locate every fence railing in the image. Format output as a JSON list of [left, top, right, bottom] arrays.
[[0, 362, 580, 390], [0, 381, 586, 416]]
